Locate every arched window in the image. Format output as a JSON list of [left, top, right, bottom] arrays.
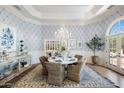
[[110, 19, 124, 35], [107, 18, 124, 71]]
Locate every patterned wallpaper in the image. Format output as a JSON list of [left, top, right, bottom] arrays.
[[41, 7, 124, 51], [0, 6, 106, 50], [41, 24, 106, 51], [0, 7, 124, 52], [0, 7, 43, 51]]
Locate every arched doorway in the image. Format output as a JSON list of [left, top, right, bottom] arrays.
[[106, 17, 124, 74]]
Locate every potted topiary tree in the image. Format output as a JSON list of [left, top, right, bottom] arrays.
[[86, 34, 104, 64]]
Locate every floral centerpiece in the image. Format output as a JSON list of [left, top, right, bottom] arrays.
[[58, 45, 68, 58]]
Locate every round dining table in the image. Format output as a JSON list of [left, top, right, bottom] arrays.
[[48, 56, 78, 78], [48, 56, 78, 65]]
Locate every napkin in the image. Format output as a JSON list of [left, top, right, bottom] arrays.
[[55, 59, 62, 62]]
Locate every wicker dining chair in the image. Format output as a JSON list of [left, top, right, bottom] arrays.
[[46, 62, 65, 86], [39, 56, 49, 75], [74, 54, 83, 63], [67, 57, 87, 83]]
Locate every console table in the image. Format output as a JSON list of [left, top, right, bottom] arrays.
[[0, 52, 31, 79]]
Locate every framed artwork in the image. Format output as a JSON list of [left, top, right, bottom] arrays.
[[68, 39, 76, 49], [0, 23, 16, 51], [77, 40, 82, 48]]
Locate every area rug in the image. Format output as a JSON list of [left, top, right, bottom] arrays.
[[10, 64, 118, 88]]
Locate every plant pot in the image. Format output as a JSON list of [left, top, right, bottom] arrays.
[[91, 56, 99, 64]]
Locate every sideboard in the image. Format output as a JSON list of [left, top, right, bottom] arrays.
[[0, 52, 31, 79]]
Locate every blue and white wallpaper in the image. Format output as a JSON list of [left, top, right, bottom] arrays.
[[0, 7, 124, 52], [41, 8, 124, 51], [0, 8, 43, 52], [0, 6, 124, 64]]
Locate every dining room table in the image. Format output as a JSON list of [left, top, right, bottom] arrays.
[[48, 56, 78, 65], [47, 56, 78, 79]]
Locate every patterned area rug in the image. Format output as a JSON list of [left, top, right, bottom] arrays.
[[11, 64, 118, 88]]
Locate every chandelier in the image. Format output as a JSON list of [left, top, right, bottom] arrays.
[[55, 25, 71, 41]]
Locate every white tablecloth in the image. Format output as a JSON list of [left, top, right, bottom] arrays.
[[48, 57, 78, 65]]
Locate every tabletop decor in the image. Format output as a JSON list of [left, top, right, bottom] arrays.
[[59, 44, 69, 58], [59, 45, 66, 52], [19, 40, 24, 52]]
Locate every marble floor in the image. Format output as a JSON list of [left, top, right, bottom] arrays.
[[89, 64, 124, 88]]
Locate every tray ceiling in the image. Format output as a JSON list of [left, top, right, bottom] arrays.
[[1, 5, 124, 24]]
